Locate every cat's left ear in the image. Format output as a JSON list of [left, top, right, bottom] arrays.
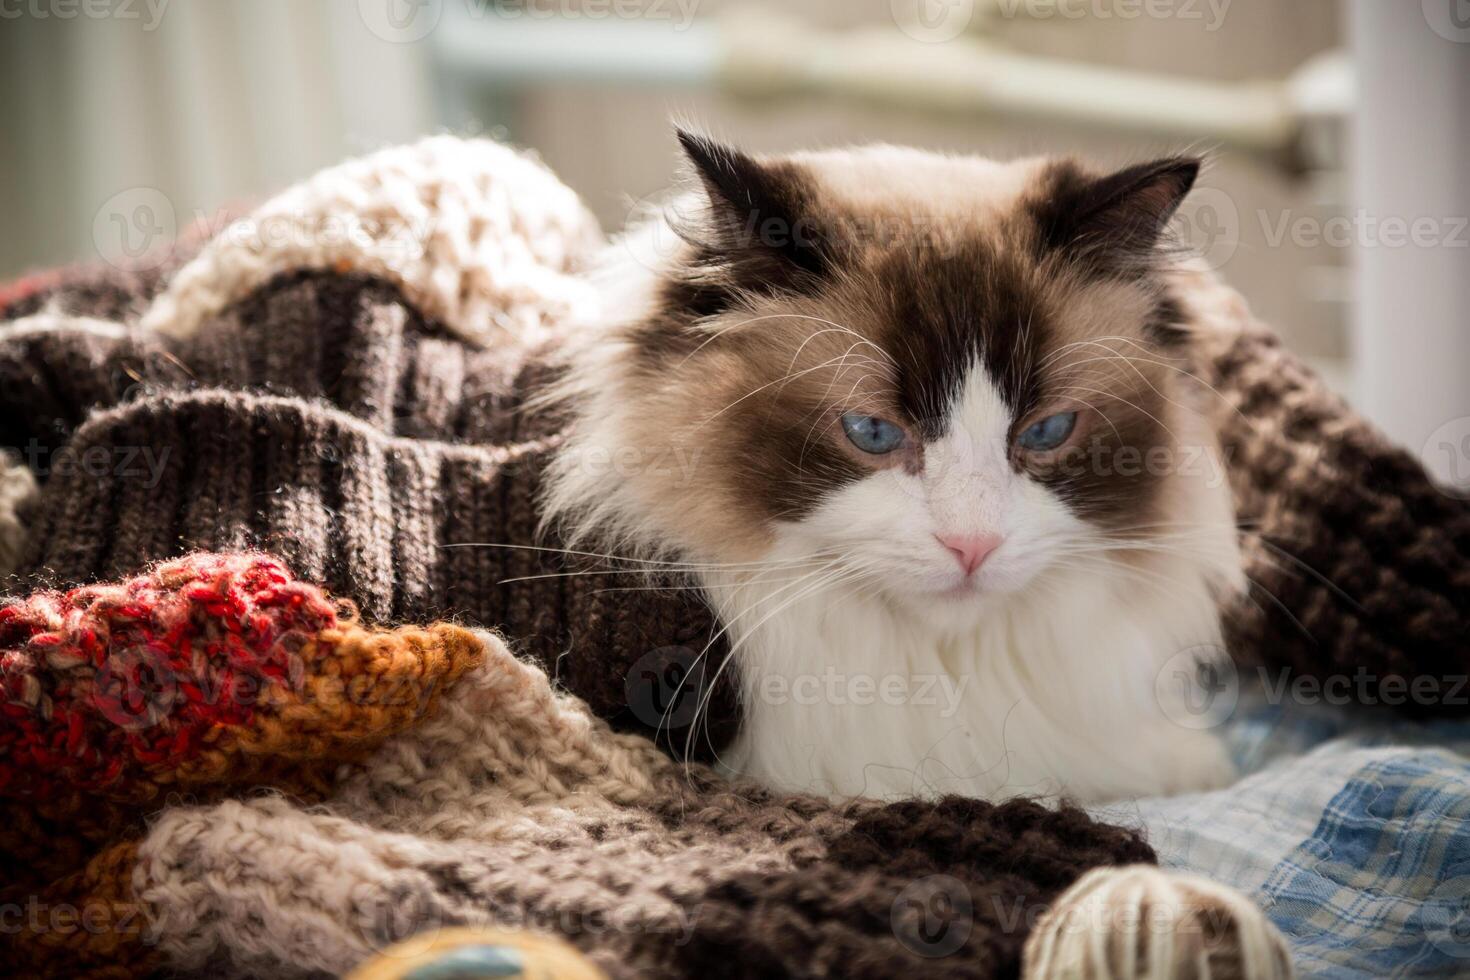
[[1036, 156, 1199, 267]]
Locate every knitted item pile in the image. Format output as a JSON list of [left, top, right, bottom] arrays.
[[0, 141, 740, 757], [1, 136, 1466, 978], [5, 553, 1155, 979]]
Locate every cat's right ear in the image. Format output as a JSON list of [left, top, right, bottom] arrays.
[[675, 129, 827, 279]]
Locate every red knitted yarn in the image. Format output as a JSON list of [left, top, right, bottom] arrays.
[[0, 553, 340, 800]]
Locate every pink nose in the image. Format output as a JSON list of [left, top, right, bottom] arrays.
[[935, 533, 1002, 575]]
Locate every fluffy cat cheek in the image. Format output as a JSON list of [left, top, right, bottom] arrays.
[[782, 472, 929, 560], [781, 470, 1080, 600]]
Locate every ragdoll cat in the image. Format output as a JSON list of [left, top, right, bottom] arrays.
[[543, 131, 1244, 804]]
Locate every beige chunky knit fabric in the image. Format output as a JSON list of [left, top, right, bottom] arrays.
[[132, 623, 1271, 980], [141, 136, 603, 348], [134, 628, 831, 977]]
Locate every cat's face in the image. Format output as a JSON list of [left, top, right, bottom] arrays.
[[552, 136, 1215, 618]]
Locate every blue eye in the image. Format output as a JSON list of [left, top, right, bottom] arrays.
[[1016, 411, 1077, 452], [841, 413, 906, 454]]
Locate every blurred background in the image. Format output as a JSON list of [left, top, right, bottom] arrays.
[[2, 0, 1466, 480]]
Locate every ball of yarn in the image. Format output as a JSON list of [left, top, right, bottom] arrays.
[[1022, 865, 1293, 979], [344, 927, 606, 980]]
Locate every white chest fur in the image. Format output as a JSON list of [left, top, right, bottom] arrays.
[[711, 552, 1239, 804]]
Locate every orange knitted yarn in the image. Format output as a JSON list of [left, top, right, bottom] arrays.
[[10, 840, 152, 980]]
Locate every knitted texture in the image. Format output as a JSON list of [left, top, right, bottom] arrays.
[[1173, 265, 1470, 715], [0, 449, 37, 577], [140, 135, 603, 348], [3, 554, 1158, 980], [0, 551, 336, 801], [0, 551, 483, 801], [0, 554, 485, 922], [1, 136, 1465, 978], [0, 272, 741, 759], [6, 268, 1468, 748]]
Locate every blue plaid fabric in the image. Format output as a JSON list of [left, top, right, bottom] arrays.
[[1092, 700, 1470, 978]]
